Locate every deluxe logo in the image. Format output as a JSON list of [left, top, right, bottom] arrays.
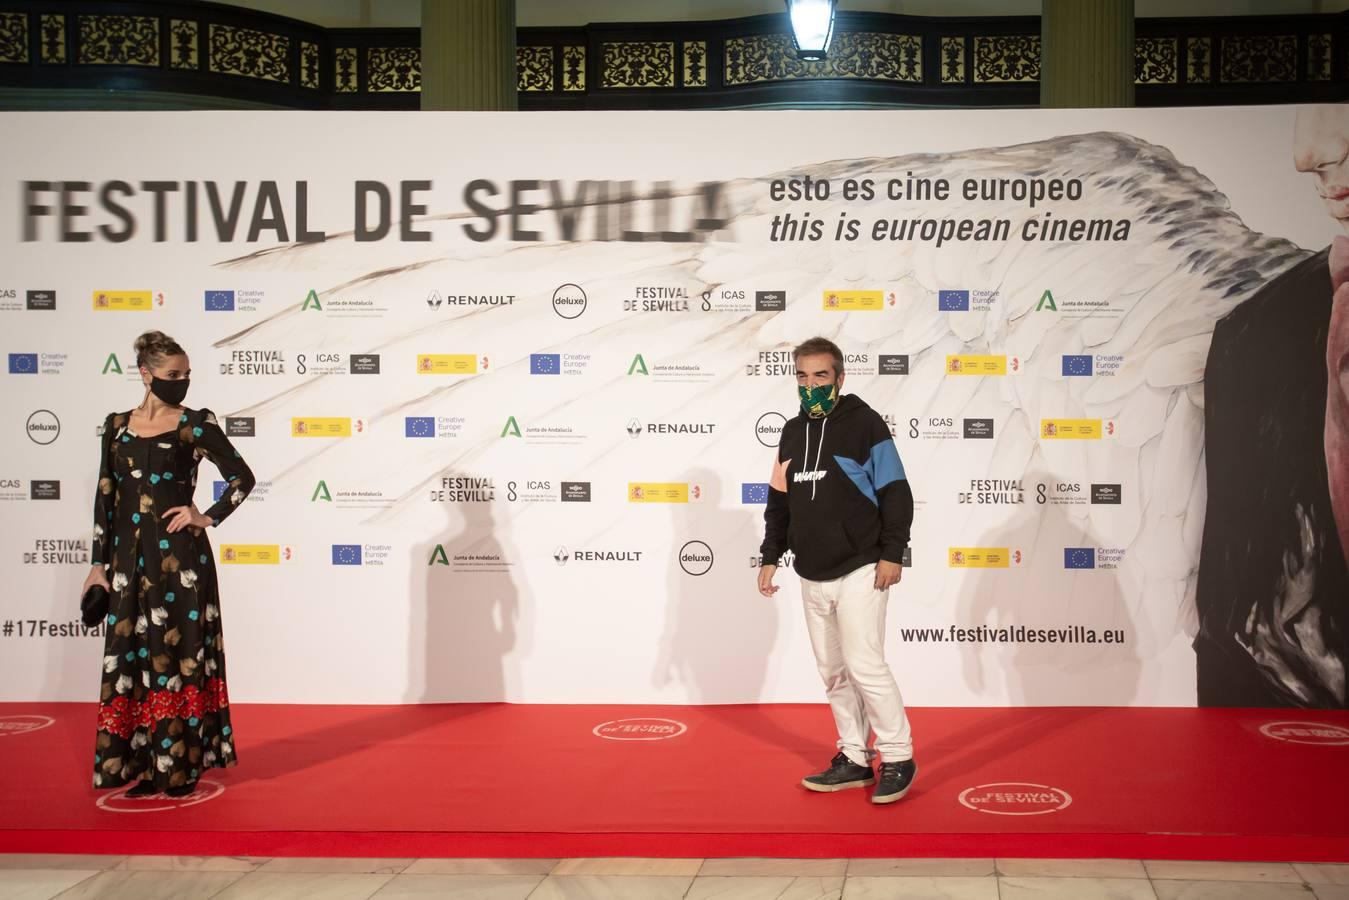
[[879, 355, 909, 375], [963, 418, 994, 439], [1040, 419, 1102, 440], [30, 480, 60, 500], [823, 290, 883, 311], [552, 283, 587, 319], [628, 483, 699, 503], [1259, 722, 1349, 746], [553, 546, 644, 566], [1090, 483, 1122, 504], [26, 290, 56, 310], [26, 410, 59, 445], [958, 783, 1073, 816], [755, 290, 786, 312], [593, 718, 688, 741], [204, 290, 235, 311], [946, 355, 1007, 376], [92, 290, 152, 311], [417, 354, 478, 375], [291, 417, 353, 438], [225, 417, 255, 438], [0, 714, 55, 737], [219, 545, 281, 565], [679, 540, 714, 576], [756, 411, 786, 447], [349, 354, 380, 375], [948, 547, 1021, 568]]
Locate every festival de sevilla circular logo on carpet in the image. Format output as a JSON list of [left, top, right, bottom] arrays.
[[592, 718, 688, 741], [0, 715, 55, 737], [1259, 721, 1349, 746], [97, 779, 226, 813], [958, 782, 1073, 815]]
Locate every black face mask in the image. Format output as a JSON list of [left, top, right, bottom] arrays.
[[150, 376, 189, 406]]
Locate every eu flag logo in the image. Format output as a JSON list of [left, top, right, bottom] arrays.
[[741, 483, 770, 504], [204, 290, 235, 311], [1064, 548, 1096, 569], [938, 290, 970, 311], [1062, 355, 1093, 376], [7, 353, 37, 374], [405, 416, 435, 438], [332, 544, 362, 565], [213, 481, 227, 501], [530, 353, 561, 375]]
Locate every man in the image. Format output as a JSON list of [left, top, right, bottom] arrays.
[[757, 337, 917, 803], [1196, 105, 1349, 707]]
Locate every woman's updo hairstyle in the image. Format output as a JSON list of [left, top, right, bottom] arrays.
[[133, 331, 185, 371]]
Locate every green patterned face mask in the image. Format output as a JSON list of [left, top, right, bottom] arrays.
[[798, 382, 838, 418]]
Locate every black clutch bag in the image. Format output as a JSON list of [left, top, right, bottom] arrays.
[[80, 584, 109, 628]]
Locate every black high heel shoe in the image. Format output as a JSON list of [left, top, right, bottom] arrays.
[[124, 780, 158, 798]]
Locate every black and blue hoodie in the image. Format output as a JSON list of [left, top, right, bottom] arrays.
[[760, 393, 914, 582]]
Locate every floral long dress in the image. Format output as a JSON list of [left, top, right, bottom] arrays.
[[90, 407, 255, 790]]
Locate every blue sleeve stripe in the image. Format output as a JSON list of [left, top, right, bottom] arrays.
[[870, 439, 906, 492]]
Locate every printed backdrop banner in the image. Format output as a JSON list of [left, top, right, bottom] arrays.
[[0, 107, 1344, 708]]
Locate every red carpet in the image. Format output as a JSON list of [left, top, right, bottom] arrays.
[[1, 703, 1347, 860]]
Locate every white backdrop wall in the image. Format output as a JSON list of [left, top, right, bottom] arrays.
[[0, 107, 1336, 706]]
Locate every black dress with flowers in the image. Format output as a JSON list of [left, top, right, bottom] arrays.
[[90, 407, 254, 789]]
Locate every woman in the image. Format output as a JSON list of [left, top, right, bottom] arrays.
[[80, 330, 255, 796]]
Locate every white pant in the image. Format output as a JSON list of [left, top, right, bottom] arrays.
[[801, 562, 913, 764]]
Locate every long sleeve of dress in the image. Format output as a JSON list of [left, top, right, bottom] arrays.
[[191, 409, 255, 527], [91, 412, 117, 567]]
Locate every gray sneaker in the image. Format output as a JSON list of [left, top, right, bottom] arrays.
[[801, 751, 875, 792], [871, 759, 917, 804]]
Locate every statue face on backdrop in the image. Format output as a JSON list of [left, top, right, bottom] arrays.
[[1293, 106, 1349, 563], [1294, 105, 1349, 235]]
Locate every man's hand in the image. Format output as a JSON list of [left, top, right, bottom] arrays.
[[757, 564, 780, 598], [875, 560, 903, 591]]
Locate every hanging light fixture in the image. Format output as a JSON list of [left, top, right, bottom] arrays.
[[786, 0, 838, 61]]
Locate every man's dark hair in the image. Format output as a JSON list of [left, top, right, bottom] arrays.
[[793, 337, 844, 377]]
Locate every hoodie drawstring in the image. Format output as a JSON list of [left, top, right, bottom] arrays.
[[803, 415, 828, 501]]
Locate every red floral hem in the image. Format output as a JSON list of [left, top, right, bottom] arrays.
[[97, 678, 229, 739]]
